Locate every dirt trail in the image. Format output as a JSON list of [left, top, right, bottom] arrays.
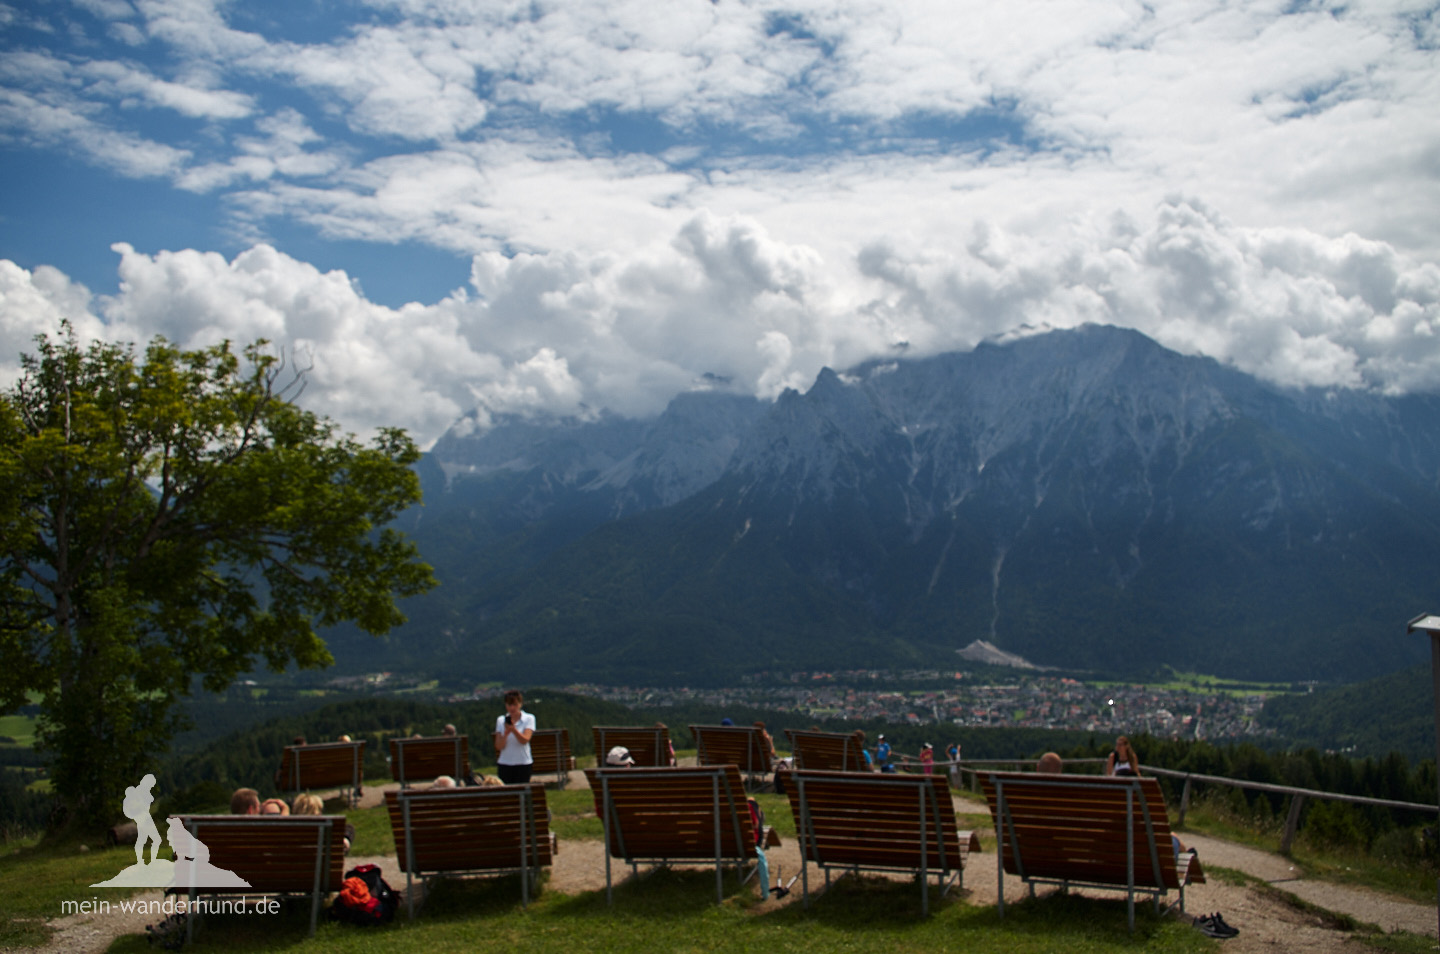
[[1182, 831, 1437, 937], [952, 792, 1438, 949]]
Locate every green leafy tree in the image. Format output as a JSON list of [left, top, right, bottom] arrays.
[[0, 326, 436, 827]]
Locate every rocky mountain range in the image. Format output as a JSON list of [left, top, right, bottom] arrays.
[[340, 324, 1440, 687]]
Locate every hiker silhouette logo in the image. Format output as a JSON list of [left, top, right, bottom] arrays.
[[90, 774, 251, 889]]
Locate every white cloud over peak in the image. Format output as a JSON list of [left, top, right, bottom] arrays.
[[3, 199, 1438, 448]]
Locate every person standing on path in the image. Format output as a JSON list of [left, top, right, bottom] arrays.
[[494, 689, 536, 785]]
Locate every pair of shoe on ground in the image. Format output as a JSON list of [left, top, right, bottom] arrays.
[[1194, 912, 1239, 938]]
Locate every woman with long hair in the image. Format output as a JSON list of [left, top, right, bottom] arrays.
[[1105, 736, 1141, 777]]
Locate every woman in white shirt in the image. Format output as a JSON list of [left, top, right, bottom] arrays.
[[1105, 735, 1140, 777], [493, 689, 536, 784]]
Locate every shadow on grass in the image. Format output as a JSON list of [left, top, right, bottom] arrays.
[[106, 873, 552, 952], [759, 871, 963, 929], [102, 871, 548, 952], [411, 870, 548, 921], [106, 894, 340, 952], [951, 888, 1179, 944], [544, 865, 758, 920]]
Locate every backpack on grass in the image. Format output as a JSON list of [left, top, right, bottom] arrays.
[[330, 863, 398, 926]]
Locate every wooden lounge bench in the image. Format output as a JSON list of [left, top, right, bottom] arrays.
[[274, 740, 365, 806], [691, 724, 774, 788], [784, 728, 869, 773], [780, 769, 980, 915], [583, 765, 756, 904], [979, 771, 1205, 932], [529, 728, 575, 788], [592, 725, 672, 768], [389, 735, 470, 789], [168, 814, 347, 939], [385, 783, 553, 916]]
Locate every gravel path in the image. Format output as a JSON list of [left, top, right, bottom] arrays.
[[1182, 831, 1437, 938], [26, 781, 1438, 953], [952, 793, 1438, 951]]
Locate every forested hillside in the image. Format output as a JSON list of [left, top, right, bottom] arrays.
[[1259, 665, 1435, 765]]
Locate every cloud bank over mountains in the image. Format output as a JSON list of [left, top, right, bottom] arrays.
[[1, 0, 1437, 446]]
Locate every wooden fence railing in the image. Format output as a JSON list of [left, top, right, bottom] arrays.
[[949, 757, 1439, 854]]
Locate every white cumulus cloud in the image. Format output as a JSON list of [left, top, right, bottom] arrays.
[[3, 199, 1438, 448]]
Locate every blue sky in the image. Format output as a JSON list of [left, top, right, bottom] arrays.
[[2, 0, 1438, 446]]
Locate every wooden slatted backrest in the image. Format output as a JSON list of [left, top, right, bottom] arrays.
[[276, 741, 365, 793], [979, 772, 1180, 890], [389, 736, 470, 787], [385, 784, 552, 876], [529, 728, 573, 776], [583, 765, 755, 862], [173, 815, 346, 893], [784, 769, 964, 872], [691, 725, 772, 774], [592, 726, 671, 768], [784, 729, 867, 773]]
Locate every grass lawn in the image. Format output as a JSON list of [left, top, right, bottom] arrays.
[[99, 867, 1216, 954], [0, 713, 37, 746], [6, 778, 1430, 954], [0, 835, 157, 948], [5, 783, 1223, 954]]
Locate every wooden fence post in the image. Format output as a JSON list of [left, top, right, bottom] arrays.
[[1281, 794, 1306, 854], [1178, 776, 1193, 826]]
